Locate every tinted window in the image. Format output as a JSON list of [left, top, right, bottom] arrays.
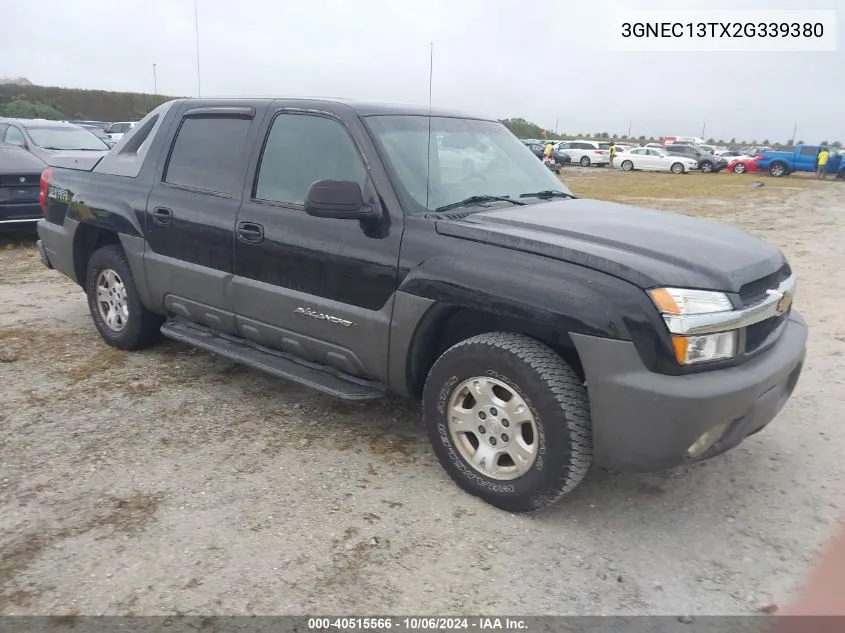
[[164, 116, 251, 194], [5, 126, 25, 146], [799, 146, 818, 156], [557, 143, 570, 149], [110, 123, 131, 134], [630, 148, 645, 155], [255, 113, 367, 206]]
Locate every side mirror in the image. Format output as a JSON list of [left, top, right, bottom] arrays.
[[304, 180, 377, 220]]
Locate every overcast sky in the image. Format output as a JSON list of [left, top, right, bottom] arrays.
[[2, 0, 842, 143]]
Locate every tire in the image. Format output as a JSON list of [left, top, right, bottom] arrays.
[[621, 160, 633, 171], [85, 245, 163, 350], [422, 332, 592, 512], [579, 155, 591, 167], [700, 161, 714, 173], [769, 162, 787, 177], [734, 163, 747, 174], [670, 162, 684, 174]]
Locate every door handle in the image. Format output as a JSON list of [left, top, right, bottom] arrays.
[[152, 207, 172, 226], [237, 221, 264, 244]]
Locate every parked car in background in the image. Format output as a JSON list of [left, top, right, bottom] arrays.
[[664, 144, 727, 173], [0, 118, 111, 163], [716, 149, 745, 159], [75, 124, 116, 148], [555, 140, 610, 166], [551, 147, 572, 166], [616, 147, 697, 174], [727, 155, 761, 174], [756, 145, 843, 177], [0, 142, 46, 226], [68, 120, 108, 131], [105, 121, 136, 142], [525, 142, 546, 159]]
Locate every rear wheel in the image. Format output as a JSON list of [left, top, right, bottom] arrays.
[[422, 332, 592, 512], [621, 160, 634, 171], [85, 245, 163, 350], [670, 162, 684, 174], [579, 155, 591, 167], [700, 161, 714, 173]]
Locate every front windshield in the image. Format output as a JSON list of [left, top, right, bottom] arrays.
[[27, 126, 109, 150], [365, 115, 571, 212]]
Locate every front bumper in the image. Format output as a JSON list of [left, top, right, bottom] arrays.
[[571, 311, 807, 471]]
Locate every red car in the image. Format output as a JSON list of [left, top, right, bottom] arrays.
[[727, 155, 762, 174]]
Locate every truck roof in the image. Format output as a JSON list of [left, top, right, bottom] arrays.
[[164, 97, 488, 120]]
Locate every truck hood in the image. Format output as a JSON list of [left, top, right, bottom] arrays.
[[435, 199, 785, 291]]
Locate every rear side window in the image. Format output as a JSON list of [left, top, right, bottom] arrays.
[[254, 113, 367, 206], [5, 126, 25, 145], [164, 116, 251, 195]]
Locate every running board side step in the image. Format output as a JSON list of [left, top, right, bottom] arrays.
[[160, 320, 387, 401]]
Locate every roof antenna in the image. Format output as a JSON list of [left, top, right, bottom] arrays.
[[425, 41, 433, 210]]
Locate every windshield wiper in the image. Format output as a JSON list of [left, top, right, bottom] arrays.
[[518, 190, 576, 200], [434, 195, 525, 213]]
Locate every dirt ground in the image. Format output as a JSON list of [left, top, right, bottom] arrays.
[[1, 169, 844, 616]]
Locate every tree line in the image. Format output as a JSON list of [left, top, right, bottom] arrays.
[[0, 84, 173, 122]]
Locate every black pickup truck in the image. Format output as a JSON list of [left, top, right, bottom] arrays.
[[35, 98, 807, 512]]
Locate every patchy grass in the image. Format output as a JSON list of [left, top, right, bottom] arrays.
[[562, 168, 824, 205], [0, 492, 161, 609], [66, 347, 127, 382]]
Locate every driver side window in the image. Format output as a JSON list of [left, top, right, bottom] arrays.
[[255, 113, 368, 207]]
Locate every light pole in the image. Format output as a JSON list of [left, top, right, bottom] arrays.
[[153, 63, 157, 94], [194, 0, 202, 96]]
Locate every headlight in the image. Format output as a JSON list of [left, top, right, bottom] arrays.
[[649, 288, 738, 365]]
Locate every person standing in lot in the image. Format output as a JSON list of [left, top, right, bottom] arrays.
[[816, 146, 829, 179], [609, 141, 617, 168], [543, 142, 554, 161]]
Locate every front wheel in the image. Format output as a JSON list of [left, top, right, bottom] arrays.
[[422, 333, 592, 512], [734, 163, 747, 174], [700, 161, 714, 173], [670, 162, 684, 174], [621, 160, 634, 171], [85, 245, 163, 350], [580, 156, 591, 167]]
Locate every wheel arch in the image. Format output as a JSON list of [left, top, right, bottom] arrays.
[[402, 301, 586, 401], [72, 223, 157, 311]]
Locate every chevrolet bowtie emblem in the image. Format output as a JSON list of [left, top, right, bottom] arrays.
[[768, 289, 793, 315]]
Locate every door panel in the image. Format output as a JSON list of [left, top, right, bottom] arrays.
[[143, 107, 258, 331], [232, 109, 402, 381]]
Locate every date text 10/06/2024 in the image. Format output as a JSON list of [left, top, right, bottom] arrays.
[[307, 617, 529, 631]]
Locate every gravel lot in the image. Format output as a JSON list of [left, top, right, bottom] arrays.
[[1, 171, 844, 616]]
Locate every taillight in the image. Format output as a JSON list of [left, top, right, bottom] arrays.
[[595, 150, 603, 154], [39, 167, 51, 212]]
